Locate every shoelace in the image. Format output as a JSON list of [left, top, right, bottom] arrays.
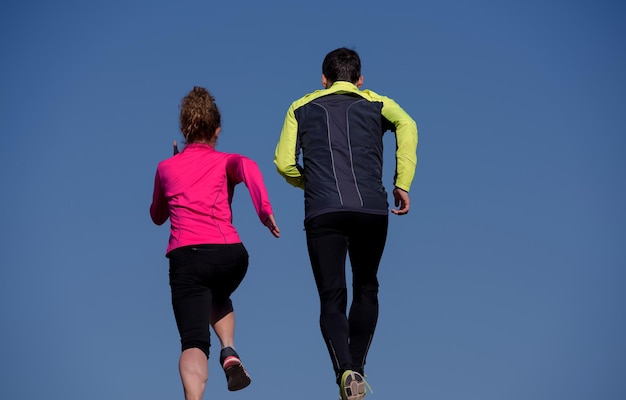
[[361, 374, 373, 395]]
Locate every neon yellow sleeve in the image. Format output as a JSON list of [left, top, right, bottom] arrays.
[[380, 97, 418, 192], [274, 105, 305, 189]]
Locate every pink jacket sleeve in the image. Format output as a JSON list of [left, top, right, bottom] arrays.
[[150, 169, 169, 225], [227, 155, 274, 224]]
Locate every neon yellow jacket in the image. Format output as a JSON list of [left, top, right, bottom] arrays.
[[274, 81, 417, 219]]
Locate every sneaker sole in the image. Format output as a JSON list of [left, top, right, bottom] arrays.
[[225, 363, 251, 391], [342, 372, 366, 400]]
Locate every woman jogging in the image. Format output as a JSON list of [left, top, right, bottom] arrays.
[[151, 86, 279, 400]]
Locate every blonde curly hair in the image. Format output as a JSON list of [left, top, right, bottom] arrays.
[[179, 86, 221, 143]]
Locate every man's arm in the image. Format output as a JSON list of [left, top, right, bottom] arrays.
[[274, 105, 305, 189], [381, 97, 418, 192]]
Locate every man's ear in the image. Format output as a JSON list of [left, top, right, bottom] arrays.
[[322, 74, 330, 88], [356, 75, 364, 88]]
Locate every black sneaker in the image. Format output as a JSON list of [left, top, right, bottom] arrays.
[[219, 347, 251, 391]]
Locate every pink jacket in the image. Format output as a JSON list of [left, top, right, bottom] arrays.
[[150, 143, 274, 254]]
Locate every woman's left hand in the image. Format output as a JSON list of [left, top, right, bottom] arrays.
[[264, 214, 280, 238]]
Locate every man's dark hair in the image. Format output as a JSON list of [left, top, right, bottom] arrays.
[[322, 47, 361, 84]]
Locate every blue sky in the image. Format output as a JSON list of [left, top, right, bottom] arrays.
[[1, 1, 624, 399]]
